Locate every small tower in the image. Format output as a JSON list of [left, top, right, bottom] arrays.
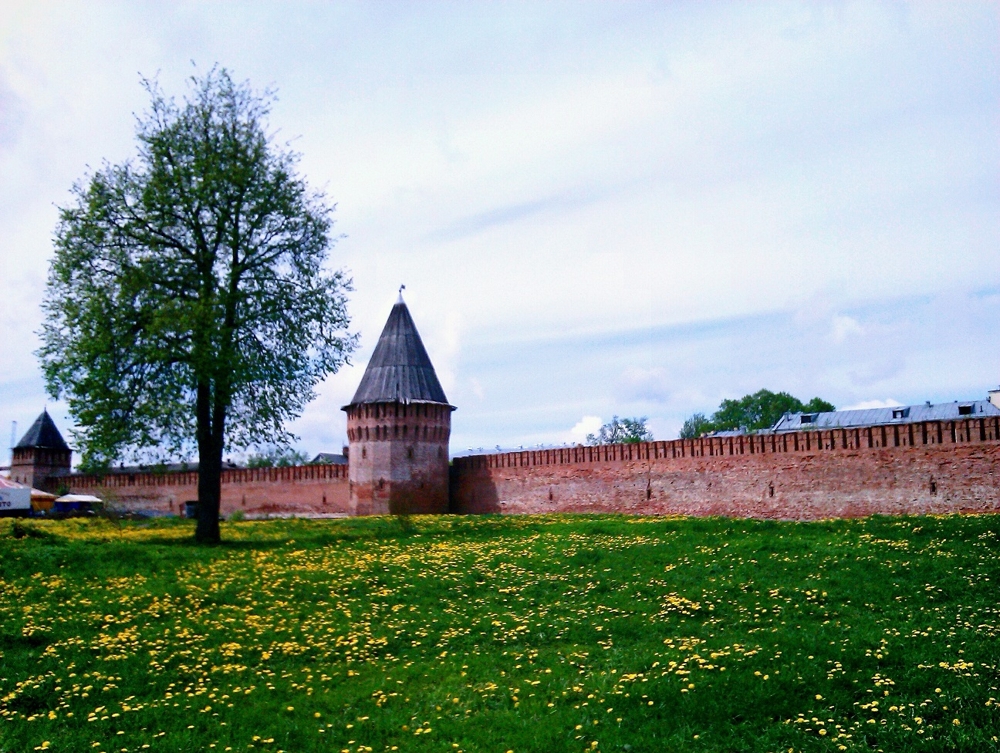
[[343, 294, 455, 515], [10, 410, 72, 491]]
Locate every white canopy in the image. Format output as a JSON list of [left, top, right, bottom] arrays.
[[55, 494, 103, 503]]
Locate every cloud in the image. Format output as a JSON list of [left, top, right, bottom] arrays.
[[848, 360, 904, 388], [566, 416, 601, 445], [839, 398, 903, 411], [426, 190, 601, 243], [830, 315, 864, 343], [469, 377, 484, 400], [618, 366, 672, 403]]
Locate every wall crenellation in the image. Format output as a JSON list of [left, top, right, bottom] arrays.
[[22, 415, 1000, 520], [453, 416, 1000, 472], [69, 462, 347, 491], [449, 416, 1000, 519]]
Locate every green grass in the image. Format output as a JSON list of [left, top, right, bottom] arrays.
[[1, 514, 998, 753]]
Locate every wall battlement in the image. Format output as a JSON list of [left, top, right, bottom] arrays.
[[35, 417, 1000, 520], [70, 462, 347, 490], [66, 462, 350, 517], [450, 417, 1000, 519], [454, 417, 1000, 472]]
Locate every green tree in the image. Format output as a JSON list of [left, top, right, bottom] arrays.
[[679, 412, 713, 439], [38, 68, 356, 543], [679, 390, 835, 437], [586, 416, 654, 445], [246, 447, 310, 468], [802, 396, 836, 414], [712, 389, 805, 432]]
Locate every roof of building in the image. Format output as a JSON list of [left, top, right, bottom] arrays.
[[771, 399, 1000, 433], [15, 410, 70, 451], [311, 452, 348, 465], [346, 296, 452, 407]]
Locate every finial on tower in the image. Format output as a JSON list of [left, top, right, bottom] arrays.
[[397, 284, 406, 304]]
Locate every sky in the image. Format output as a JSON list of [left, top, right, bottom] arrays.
[[1, 1, 998, 462]]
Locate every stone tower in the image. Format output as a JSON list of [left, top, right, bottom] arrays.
[[343, 294, 454, 515], [10, 410, 72, 491]]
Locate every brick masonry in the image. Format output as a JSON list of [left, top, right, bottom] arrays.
[[345, 401, 451, 515], [450, 418, 1000, 519], [52, 417, 1000, 519], [67, 464, 350, 517]]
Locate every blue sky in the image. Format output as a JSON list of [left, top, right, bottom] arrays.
[[1, 1, 998, 460]]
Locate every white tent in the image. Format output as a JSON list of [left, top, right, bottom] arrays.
[[0, 477, 32, 513], [55, 494, 103, 504]]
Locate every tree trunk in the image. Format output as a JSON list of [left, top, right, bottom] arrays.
[[196, 442, 222, 543], [195, 382, 223, 544]]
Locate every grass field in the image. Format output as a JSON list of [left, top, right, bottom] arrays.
[[1, 513, 998, 753]]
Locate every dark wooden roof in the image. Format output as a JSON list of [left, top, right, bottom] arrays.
[[346, 299, 452, 408], [16, 410, 70, 451]]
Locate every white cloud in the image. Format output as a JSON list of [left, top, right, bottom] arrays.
[[619, 366, 672, 403], [830, 315, 864, 343], [839, 398, 903, 411], [566, 416, 602, 446], [469, 377, 484, 401]]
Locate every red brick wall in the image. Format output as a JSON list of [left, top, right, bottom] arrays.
[[59, 417, 1000, 519], [67, 464, 350, 517], [450, 418, 1000, 519]]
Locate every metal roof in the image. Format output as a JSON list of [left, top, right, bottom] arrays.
[[15, 410, 70, 451], [311, 453, 348, 465], [345, 298, 452, 408], [771, 399, 1000, 433]]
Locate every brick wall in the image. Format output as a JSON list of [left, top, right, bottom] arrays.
[[59, 417, 1000, 519], [450, 418, 1000, 519], [66, 464, 350, 517]]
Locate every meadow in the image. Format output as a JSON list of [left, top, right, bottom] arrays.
[[1, 513, 998, 753]]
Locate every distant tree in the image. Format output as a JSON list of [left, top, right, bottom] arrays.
[[802, 397, 836, 414], [679, 412, 713, 439], [711, 390, 806, 432], [587, 416, 653, 445], [246, 447, 310, 468], [38, 68, 357, 543], [679, 390, 836, 437]]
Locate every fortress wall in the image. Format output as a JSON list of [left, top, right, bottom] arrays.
[[67, 464, 350, 517], [59, 417, 1000, 520], [450, 418, 1000, 519]]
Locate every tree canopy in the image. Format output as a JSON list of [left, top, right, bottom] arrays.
[[679, 390, 835, 438], [586, 416, 654, 445], [246, 447, 311, 469], [39, 67, 356, 542]]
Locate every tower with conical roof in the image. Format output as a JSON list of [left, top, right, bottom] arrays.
[[343, 293, 455, 515], [10, 410, 72, 490]]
